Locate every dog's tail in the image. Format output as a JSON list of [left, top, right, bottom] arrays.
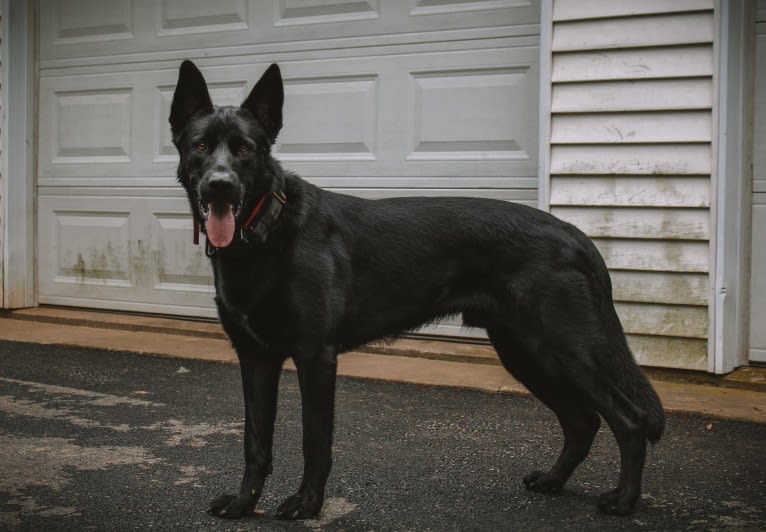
[[612, 335, 666, 445], [582, 236, 666, 444]]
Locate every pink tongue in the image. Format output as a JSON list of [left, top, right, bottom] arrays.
[[206, 203, 236, 248]]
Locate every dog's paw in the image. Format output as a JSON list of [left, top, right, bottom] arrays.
[[273, 492, 323, 520], [208, 494, 255, 519], [523, 470, 565, 494], [597, 488, 638, 516]]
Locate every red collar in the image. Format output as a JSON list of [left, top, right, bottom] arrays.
[[242, 194, 269, 231]]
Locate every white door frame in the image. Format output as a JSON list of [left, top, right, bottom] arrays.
[[711, 0, 755, 373], [1, 0, 36, 309], [537, 0, 552, 212]]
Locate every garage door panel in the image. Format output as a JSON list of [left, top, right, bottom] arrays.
[[40, 79, 136, 178], [263, 0, 538, 40], [151, 211, 215, 294], [47, 0, 135, 45], [40, 73, 141, 180], [277, 45, 538, 179], [410, 0, 529, 15], [40, 197, 137, 301], [40, 51, 536, 181], [40, 0, 537, 62], [273, 0, 381, 26], [156, 0, 250, 36], [39, 195, 216, 315], [50, 209, 133, 288], [407, 66, 535, 162], [278, 74, 379, 161], [51, 88, 133, 163]]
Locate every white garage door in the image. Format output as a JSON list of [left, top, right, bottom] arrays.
[[37, 0, 540, 320]]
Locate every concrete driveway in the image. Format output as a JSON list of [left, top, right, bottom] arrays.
[[1, 340, 765, 530]]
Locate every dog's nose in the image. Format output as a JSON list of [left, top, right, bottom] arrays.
[[204, 171, 235, 197]]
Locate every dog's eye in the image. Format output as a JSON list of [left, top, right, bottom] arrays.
[[239, 145, 250, 154], [196, 142, 207, 152]]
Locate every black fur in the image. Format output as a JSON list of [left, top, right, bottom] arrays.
[[169, 60, 665, 520]]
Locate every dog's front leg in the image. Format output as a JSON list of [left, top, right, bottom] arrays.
[[274, 345, 338, 520], [210, 353, 283, 518]]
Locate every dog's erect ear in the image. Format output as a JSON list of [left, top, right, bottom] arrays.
[[241, 63, 283, 144], [169, 60, 213, 140]]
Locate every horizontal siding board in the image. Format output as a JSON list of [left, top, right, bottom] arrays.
[[553, 0, 714, 22], [610, 271, 708, 306], [626, 335, 708, 370], [552, 46, 714, 82], [552, 12, 714, 52], [550, 145, 712, 175], [551, 79, 712, 112], [552, 206, 709, 240], [616, 302, 708, 338], [593, 239, 709, 273], [551, 111, 712, 143], [550, 176, 710, 207]]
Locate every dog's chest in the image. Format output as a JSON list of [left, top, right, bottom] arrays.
[[217, 274, 255, 314], [214, 255, 286, 344]]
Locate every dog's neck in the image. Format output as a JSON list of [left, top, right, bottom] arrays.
[[194, 190, 287, 257]]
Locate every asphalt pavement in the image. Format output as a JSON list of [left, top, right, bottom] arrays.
[[1, 340, 765, 531]]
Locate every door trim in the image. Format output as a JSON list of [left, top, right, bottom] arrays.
[[711, 0, 755, 373], [2, 0, 37, 308]]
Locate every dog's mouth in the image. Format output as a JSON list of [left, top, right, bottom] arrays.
[[199, 199, 241, 248]]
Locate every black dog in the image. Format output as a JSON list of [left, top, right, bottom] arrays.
[[169, 61, 664, 520]]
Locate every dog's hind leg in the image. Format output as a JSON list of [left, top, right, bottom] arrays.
[[535, 339, 649, 515], [522, 393, 600, 494], [495, 266, 652, 515], [487, 326, 601, 494], [568, 364, 648, 516]]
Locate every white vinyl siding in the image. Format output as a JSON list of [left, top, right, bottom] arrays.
[[546, 0, 715, 370]]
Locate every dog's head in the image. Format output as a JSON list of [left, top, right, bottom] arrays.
[[169, 61, 284, 248]]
